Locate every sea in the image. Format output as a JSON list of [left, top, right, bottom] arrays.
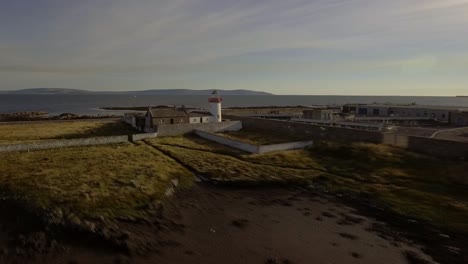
[[0, 94, 467, 116]]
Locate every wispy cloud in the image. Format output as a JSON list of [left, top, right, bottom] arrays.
[[0, 0, 467, 94]]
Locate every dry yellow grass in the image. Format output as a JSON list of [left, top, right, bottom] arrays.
[[0, 120, 137, 145], [0, 143, 193, 222], [149, 136, 468, 233]]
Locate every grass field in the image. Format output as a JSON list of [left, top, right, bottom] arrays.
[[0, 120, 137, 145], [0, 143, 193, 225], [147, 136, 468, 233], [219, 129, 310, 145], [1, 131, 466, 236]]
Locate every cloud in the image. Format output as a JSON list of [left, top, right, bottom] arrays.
[[0, 0, 467, 94]]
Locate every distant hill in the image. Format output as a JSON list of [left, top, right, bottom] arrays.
[[1, 88, 273, 96], [1, 88, 91, 94], [126, 89, 273, 95]]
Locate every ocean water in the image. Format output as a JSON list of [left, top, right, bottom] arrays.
[[0, 94, 467, 115]]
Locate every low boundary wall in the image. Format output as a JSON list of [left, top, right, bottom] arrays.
[[225, 115, 468, 159], [0, 135, 128, 153], [157, 121, 242, 137], [258, 141, 314, 154], [0, 122, 243, 153], [224, 115, 383, 143], [407, 136, 468, 159], [194, 130, 313, 154], [130, 133, 157, 142], [194, 130, 258, 153]]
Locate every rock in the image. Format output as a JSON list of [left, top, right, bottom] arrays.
[[129, 180, 138, 188], [438, 233, 450, 239], [165, 186, 174, 197], [445, 246, 460, 255], [83, 221, 97, 233], [170, 179, 179, 187], [46, 208, 64, 225]]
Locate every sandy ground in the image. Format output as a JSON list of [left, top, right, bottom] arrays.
[[0, 184, 437, 264]]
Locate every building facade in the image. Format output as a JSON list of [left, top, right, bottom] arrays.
[[345, 104, 462, 122], [451, 111, 468, 126]]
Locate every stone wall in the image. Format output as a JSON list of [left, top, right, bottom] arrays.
[[130, 133, 158, 142], [0, 135, 129, 153], [224, 115, 383, 143], [195, 130, 314, 154], [407, 136, 468, 159], [157, 121, 242, 137]]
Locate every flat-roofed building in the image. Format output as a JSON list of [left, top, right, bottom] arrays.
[[451, 111, 468, 126]]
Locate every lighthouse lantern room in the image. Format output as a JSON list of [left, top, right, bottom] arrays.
[[208, 90, 222, 122]]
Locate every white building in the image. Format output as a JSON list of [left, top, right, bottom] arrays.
[[208, 90, 222, 123], [188, 111, 213, 123]]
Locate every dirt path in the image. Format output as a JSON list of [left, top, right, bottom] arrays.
[[0, 183, 437, 264]]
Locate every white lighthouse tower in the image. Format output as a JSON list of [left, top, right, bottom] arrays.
[[208, 90, 222, 123]]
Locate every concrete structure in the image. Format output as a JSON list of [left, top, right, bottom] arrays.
[[130, 132, 158, 142], [145, 107, 190, 132], [188, 111, 213, 124], [302, 108, 353, 122], [194, 130, 314, 154], [123, 113, 144, 129], [344, 103, 468, 123], [225, 115, 384, 144], [303, 109, 336, 120], [156, 121, 242, 137], [208, 90, 222, 122], [451, 111, 468, 126], [291, 118, 392, 131]]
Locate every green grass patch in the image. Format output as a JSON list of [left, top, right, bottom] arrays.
[[0, 143, 193, 223], [145, 137, 324, 184], [219, 129, 310, 145], [0, 120, 138, 145], [148, 136, 468, 233]]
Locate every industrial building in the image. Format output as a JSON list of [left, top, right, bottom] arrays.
[[343, 103, 468, 123]]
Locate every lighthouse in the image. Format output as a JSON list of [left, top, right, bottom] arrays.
[[208, 90, 222, 122]]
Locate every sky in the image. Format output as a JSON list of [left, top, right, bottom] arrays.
[[1, 0, 468, 95]]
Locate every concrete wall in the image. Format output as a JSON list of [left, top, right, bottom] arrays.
[[131, 133, 158, 142], [157, 121, 242, 137], [258, 141, 314, 154], [407, 136, 468, 160], [224, 115, 383, 143], [451, 112, 468, 126], [194, 130, 258, 153], [226, 115, 468, 159], [382, 133, 409, 147], [195, 130, 313, 154], [0, 135, 129, 153]]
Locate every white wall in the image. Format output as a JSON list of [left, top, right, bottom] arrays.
[[195, 130, 314, 154]]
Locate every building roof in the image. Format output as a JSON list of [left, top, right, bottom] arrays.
[[147, 108, 189, 118], [188, 111, 212, 117], [357, 104, 468, 111]]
